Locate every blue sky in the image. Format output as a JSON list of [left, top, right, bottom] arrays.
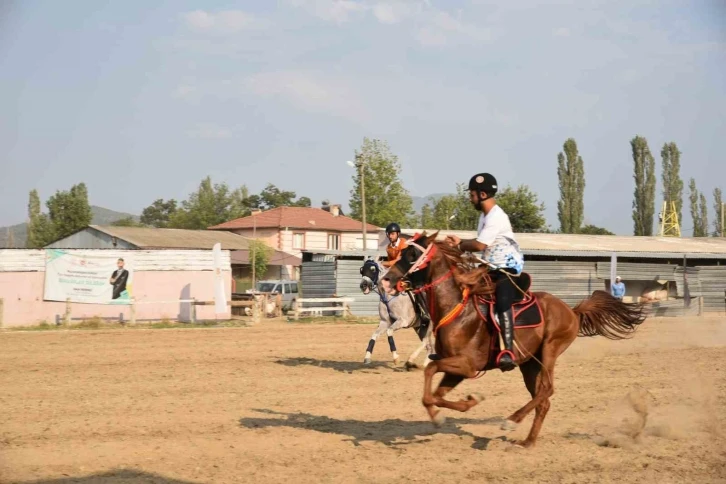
[[1, 0, 725, 235]]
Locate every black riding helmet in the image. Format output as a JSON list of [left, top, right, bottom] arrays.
[[385, 222, 401, 235], [468, 173, 498, 197]]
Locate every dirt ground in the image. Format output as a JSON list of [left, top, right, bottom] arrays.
[[1, 316, 726, 484]]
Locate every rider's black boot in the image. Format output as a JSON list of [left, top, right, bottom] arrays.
[[496, 308, 517, 372]]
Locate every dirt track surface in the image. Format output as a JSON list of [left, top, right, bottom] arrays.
[[1, 317, 726, 484]]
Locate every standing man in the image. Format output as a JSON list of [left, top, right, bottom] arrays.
[[444, 173, 524, 372], [611, 276, 625, 300], [110, 258, 129, 300]]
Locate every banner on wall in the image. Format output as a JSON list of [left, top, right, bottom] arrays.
[[44, 249, 133, 304]]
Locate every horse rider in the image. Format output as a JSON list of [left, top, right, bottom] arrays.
[[382, 222, 431, 336], [382, 223, 407, 268], [444, 173, 524, 372]]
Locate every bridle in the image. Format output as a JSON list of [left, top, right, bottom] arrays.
[[391, 235, 495, 337]]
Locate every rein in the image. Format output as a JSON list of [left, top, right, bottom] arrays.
[[401, 240, 471, 336]]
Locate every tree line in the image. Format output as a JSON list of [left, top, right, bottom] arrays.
[[349, 135, 724, 237], [348, 137, 611, 235], [23, 179, 311, 248], [21, 136, 725, 250]]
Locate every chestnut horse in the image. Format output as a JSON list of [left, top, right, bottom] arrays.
[[381, 232, 647, 448]]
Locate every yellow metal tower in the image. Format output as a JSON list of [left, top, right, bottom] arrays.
[[658, 201, 681, 237]]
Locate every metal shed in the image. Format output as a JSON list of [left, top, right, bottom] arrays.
[[302, 232, 726, 316], [301, 250, 386, 316]]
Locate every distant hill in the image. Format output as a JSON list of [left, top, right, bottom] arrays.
[[0, 206, 139, 248], [411, 193, 453, 213]]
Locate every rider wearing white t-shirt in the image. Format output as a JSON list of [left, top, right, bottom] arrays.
[[445, 173, 523, 372]]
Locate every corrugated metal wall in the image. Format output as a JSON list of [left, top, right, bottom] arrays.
[[300, 261, 335, 298], [696, 266, 726, 313], [301, 253, 726, 317], [595, 262, 678, 281], [526, 261, 600, 307], [335, 259, 380, 316]]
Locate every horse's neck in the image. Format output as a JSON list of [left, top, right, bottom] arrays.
[[428, 258, 466, 315]]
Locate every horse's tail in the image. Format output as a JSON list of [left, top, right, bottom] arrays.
[[573, 290, 647, 340]]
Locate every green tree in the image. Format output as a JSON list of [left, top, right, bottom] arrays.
[[169, 177, 249, 229], [449, 183, 479, 230], [700, 192, 709, 238], [140, 199, 178, 228], [259, 184, 310, 209], [557, 138, 586, 234], [27, 189, 54, 248], [348, 138, 416, 228], [631, 136, 656, 236], [111, 217, 144, 227], [420, 203, 434, 229], [689, 178, 709, 237], [496, 185, 547, 233], [431, 195, 460, 229], [579, 224, 615, 235], [249, 239, 272, 282], [45, 183, 92, 241], [661, 142, 684, 224], [714, 187, 724, 237]]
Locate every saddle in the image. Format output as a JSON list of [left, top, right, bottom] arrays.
[[475, 272, 544, 371]]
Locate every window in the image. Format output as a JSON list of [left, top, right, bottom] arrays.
[[327, 234, 340, 250], [290, 283, 298, 293], [283, 284, 290, 294], [292, 233, 305, 249]]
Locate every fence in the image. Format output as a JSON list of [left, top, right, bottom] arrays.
[[292, 297, 354, 320]]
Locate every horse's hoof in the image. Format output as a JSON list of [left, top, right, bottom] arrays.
[[363, 358, 372, 365], [432, 412, 446, 428], [393, 358, 400, 365], [404, 361, 418, 371], [501, 419, 518, 431], [510, 440, 533, 449], [467, 393, 485, 403]]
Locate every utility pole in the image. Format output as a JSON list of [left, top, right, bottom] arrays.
[[348, 153, 368, 252], [721, 202, 725, 238], [251, 210, 258, 290], [359, 153, 367, 252]]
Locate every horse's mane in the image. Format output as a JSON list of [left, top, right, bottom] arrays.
[[430, 240, 495, 296]]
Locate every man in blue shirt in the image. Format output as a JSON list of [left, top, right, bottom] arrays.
[[611, 276, 625, 300]]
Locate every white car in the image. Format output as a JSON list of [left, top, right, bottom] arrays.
[[246, 280, 299, 311]]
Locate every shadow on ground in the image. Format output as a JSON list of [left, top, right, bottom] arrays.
[[21, 469, 199, 484], [240, 408, 509, 450], [274, 357, 409, 374]]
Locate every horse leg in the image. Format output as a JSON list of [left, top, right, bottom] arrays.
[[422, 355, 484, 426], [410, 327, 435, 370], [405, 339, 427, 370], [386, 326, 400, 365], [503, 338, 572, 447], [364, 319, 388, 364]]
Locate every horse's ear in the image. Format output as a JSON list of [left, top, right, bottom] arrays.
[[426, 231, 440, 243]]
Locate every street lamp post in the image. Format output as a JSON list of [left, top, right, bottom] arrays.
[[347, 154, 368, 252]]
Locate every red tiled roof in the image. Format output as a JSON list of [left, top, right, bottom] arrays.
[[208, 206, 380, 232]]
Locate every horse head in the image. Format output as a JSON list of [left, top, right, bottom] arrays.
[[359, 257, 383, 295], [382, 231, 439, 293]]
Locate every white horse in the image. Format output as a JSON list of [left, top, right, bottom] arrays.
[[359, 258, 435, 369]]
